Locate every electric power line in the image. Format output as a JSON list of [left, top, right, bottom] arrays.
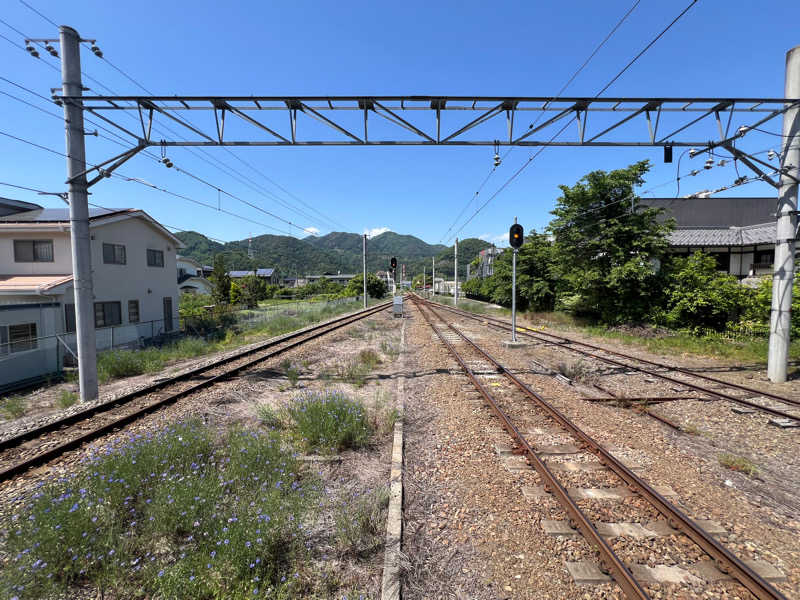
[[445, 0, 701, 243], [439, 0, 642, 243]]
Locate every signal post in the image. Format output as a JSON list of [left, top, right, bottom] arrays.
[[503, 218, 526, 349]]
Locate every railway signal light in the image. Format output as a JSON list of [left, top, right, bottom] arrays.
[[509, 223, 524, 249]]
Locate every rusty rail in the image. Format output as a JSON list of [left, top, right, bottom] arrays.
[[0, 300, 391, 483], [418, 296, 800, 422], [413, 297, 787, 600]]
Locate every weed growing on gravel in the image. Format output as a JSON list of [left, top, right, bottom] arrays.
[[257, 404, 283, 429], [333, 486, 389, 557], [358, 349, 381, 370], [718, 453, 758, 476], [1, 420, 314, 599], [0, 395, 26, 419], [56, 390, 79, 409], [369, 390, 399, 437], [557, 359, 594, 382], [380, 339, 400, 361], [285, 390, 370, 453]]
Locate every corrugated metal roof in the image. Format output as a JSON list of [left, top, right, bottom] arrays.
[[228, 268, 275, 278], [0, 207, 129, 222], [669, 222, 776, 247]]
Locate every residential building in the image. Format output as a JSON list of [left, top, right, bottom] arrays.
[[0, 200, 182, 390], [177, 255, 213, 295], [283, 273, 355, 288], [639, 196, 786, 280], [228, 268, 280, 285]]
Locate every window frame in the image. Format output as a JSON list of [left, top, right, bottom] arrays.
[[6, 322, 38, 353], [94, 301, 122, 328], [147, 248, 165, 268], [13, 239, 54, 263], [102, 242, 127, 265], [128, 300, 140, 324]]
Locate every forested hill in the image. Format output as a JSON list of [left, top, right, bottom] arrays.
[[176, 230, 489, 279]]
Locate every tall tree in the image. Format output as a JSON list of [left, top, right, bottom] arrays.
[[209, 254, 231, 306], [549, 161, 673, 323]]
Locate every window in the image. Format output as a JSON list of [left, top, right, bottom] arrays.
[[102, 243, 126, 265], [128, 300, 140, 323], [14, 239, 53, 262], [147, 249, 164, 267], [94, 301, 122, 328], [0, 323, 38, 354], [755, 250, 774, 265], [65, 304, 76, 333]]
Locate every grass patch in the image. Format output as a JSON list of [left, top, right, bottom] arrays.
[[0, 395, 26, 419], [333, 486, 390, 557], [380, 339, 400, 361], [719, 453, 758, 476], [285, 390, 370, 454], [94, 299, 366, 385], [256, 404, 283, 429], [369, 389, 399, 437], [0, 420, 314, 599], [280, 359, 301, 388], [56, 390, 79, 409]]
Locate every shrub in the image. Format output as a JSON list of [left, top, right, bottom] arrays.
[[0, 420, 312, 599], [285, 390, 371, 453], [0, 395, 26, 419], [661, 252, 751, 332]]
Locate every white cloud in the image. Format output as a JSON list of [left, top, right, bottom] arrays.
[[478, 232, 507, 245], [364, 227, 391, 237], [305, 226, 320, 235]]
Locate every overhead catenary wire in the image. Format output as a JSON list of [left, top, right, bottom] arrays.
[[4, 10, 339, 234], [439, 0, 642, 243], [445, 0, 700, 243], [0, 129, 309, 237]]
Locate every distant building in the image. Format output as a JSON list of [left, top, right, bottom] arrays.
[[0, 200, 181, 390], [640, 196, 790, 280], [283, 273, 356, 288], [228, 268, 280, 286], [177, 256, 212, 295], [478, 246, 504, 278]]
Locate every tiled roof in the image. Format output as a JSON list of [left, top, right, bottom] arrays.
[[0, 274, 73, 293], [669, 222, 776, 247]]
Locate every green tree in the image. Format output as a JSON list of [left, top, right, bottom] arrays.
[[229, 281, 243, 305], [662, 252, 750, 331], [345, 273, 388, 298], [739, 272, 800, 336], [462, 232, 556, 311], [239, 274, 265, 308], [209, 254, 231, 306], [549, 161, 673, 323], [178, 292, 213, 318]]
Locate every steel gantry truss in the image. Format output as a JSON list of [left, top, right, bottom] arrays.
[[60, 94, 798, 150]]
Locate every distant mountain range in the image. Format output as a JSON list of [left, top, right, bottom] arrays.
[[175, 230, 491, 280]]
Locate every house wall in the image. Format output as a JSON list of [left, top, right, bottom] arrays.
[[1, 228, 72, 275], [0, 302, 61, 390]]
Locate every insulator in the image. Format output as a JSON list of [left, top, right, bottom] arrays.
[[704, 157, 714, 170], [45, 44, 58, 57], [26, 43, 40, 58], [91, 44, 103, 58], [767, 149, 777, 160]]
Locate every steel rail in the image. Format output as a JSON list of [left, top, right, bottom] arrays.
[[0, 301, 390, 483], [0, 301, 389, 454], [419, 298, 800, 421], [415, 297, 787, 600], [413, 300, 651, 600]]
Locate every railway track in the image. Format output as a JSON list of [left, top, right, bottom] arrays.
[[415, 296, 800, 424], [0, 300, 391, 484], [412, 296, 788, 600]]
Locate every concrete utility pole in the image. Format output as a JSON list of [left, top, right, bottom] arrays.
[[432, 257, 435, 296], [454, 237, 458, 305], [362, 234, 367, 309], [768, 45, 800, 383], [61, 26, 98, 402], [423, 266, 425, 295]]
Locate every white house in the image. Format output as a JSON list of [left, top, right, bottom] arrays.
[[178, 255, 213, 295], [0, 200, 182, 391]]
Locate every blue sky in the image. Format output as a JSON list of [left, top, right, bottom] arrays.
[[1, 1, 798, 249]]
